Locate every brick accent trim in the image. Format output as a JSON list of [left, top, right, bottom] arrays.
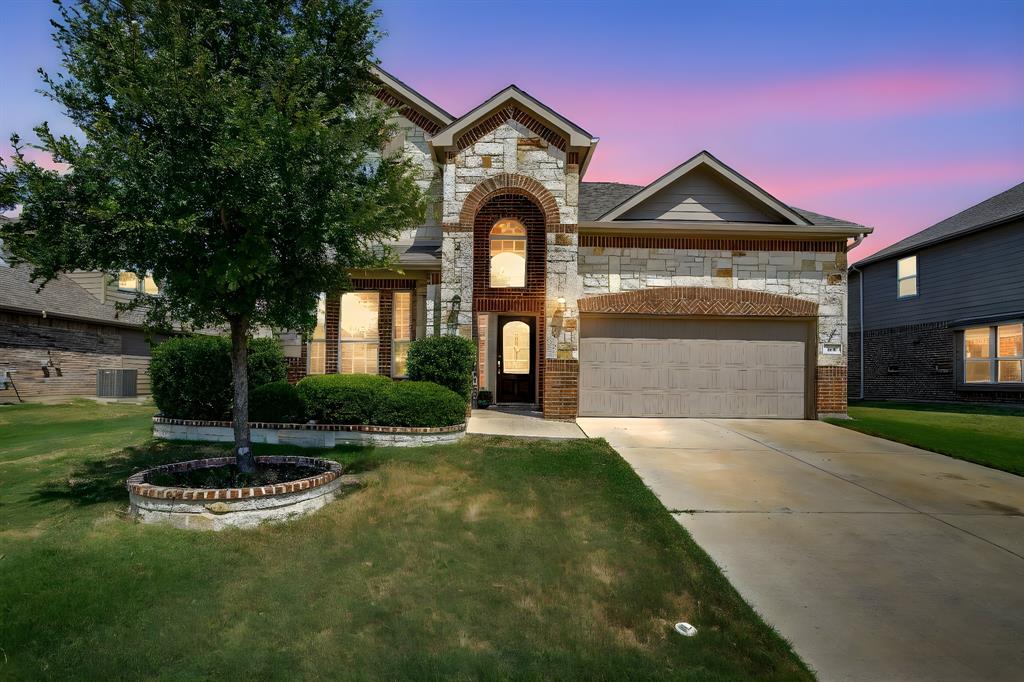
[[152, 416, 466, 434], [580, 234, 845, 252], [543, 359, 579, 420], [474, 297, 545, 313], [454, 104, 567, 152], [578, 287, 818, 317], [458, 173, 561, 231], [816, 366, 847, 414], [374, 88, 444, 135]]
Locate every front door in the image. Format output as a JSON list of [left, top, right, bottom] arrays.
[[496, 316, 536, 403]]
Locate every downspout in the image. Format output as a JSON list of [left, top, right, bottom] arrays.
[[848, 232, 867, 401]]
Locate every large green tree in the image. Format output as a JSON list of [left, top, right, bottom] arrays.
[[0, 0, 423, 471]]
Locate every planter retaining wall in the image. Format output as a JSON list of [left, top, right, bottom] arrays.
[[127, 455, 347, 530], [153, 416, 466, 448]]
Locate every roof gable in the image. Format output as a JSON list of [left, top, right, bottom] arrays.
[[856, 180, 1024, 266], [598, 151, 810, 226], [371, 66, 453, 135], [431, 85, 595, 151]]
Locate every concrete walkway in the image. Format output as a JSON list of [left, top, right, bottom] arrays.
[[577, 417, 1024, 682], [467, 407, 585, 439]]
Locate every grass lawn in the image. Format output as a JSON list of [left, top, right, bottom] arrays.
[[0, 400, 809, 681], [827, 401, 1024, 476]]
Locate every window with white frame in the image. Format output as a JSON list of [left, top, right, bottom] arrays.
[[896, 256, 917, 298], [307, 293, 327, 374], [964, 322, 1022, 384], [339, 292, 379, 374], [392, 291, 412, 377]]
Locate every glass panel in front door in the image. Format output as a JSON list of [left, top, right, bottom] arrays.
[[502, 321, 530, 374]]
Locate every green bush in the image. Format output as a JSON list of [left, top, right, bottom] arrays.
[[406, 335, 476, 401], [372, 381, 466, 427], [151, 336, 233, 420], [150, 335, 289, 420], [296, 373, 392, 425], [247, 336, 288, 388], [249, 381, 304, 423]]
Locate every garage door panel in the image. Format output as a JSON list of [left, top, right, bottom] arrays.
[[580, 317, 809, 419]]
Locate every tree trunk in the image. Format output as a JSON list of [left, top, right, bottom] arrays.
[[229, 315, 255, 473]]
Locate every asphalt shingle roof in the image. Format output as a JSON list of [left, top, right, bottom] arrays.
[[578, 182, 643, 221], [579, 182, 863, 228], [856, 181, 1024, 266], [0, 263, 145, 327]]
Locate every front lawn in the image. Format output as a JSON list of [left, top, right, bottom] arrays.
[[0, 400, 809, 680], [827, 401, 1024, 475]]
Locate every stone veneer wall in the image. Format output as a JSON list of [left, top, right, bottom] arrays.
[[578, 239, 849, 416], [441, 121, 579, 346]]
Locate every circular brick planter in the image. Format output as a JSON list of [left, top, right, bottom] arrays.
[[127, 456, 344, 531]]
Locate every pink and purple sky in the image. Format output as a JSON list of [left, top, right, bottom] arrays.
[[3, 0, 1022, 260]]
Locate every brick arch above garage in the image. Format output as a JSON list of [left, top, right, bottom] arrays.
[[578, 287, 819, 317]]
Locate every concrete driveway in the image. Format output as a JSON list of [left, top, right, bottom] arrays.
[[577, 417, 1024, 682]]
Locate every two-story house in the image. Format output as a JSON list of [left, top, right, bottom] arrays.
[[848, 182, 1024, 403], [281, 68, 871, 420]]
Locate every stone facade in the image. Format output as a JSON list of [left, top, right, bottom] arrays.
[[578, 241, 848, 368], [296, 77, 866, 420]]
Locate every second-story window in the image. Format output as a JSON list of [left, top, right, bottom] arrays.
[[489, 219, 526, 288], [118, 271, 159, 296], [897, 256, 917, 298]]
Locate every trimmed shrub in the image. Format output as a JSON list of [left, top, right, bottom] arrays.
[[247, 336, 288, 388], [150, 335, 289, 420], [150, 336, 232, 420], [406, 335, 476, 402], [372, 381, 466, 428], [296, 373, 392, 425], [249, 381, 304, 423]]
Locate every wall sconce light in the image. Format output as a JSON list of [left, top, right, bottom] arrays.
[[446, 294, 461, 331]]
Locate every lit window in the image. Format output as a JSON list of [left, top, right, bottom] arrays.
[[307, 293, 327, 375], [502, 320, 530, 374], [997, 323, 1022, 383], [964, 327, 991, 383], [490, 219, 526, 288], [118, 271, 140, 291], [963, 323, 1024, 384], [118, 270, 159, 295], [897, 256, 917, 298], [392, 291, 412, 377], [339, 292, 379, 374]]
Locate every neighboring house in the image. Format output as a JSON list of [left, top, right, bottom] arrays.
[[281, 68, 870, 420], [848, 182, 1024, 404], [0, 258, 165, 402]]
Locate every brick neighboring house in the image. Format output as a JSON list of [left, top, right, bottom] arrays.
[[848, 182, 1024, 404], [281, 68, 871, 420], [0, 254, 167, 402]]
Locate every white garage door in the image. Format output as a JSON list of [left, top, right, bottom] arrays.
[[579, 316, 810, 418]]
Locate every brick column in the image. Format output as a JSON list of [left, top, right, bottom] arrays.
[[543, 359, 579, 420], [816, 366, 848, 417]]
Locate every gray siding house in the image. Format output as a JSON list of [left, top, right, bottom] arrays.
[[848, 182, 1024, 403]]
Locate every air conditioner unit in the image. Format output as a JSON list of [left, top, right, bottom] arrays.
[[97, 369, 138, 398]]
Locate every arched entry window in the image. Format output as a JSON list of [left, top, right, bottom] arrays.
[[489, 219, 526, 288]]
